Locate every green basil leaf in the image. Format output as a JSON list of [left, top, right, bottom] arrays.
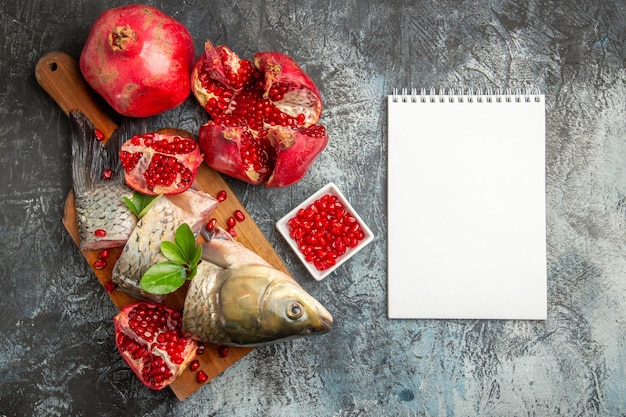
[[161, 240, 187, 264], [137, 193, 162, 218], [186, 264, 198, 281], [140, 262, 187, 294], [123, 192, 161, 219], [123, 196, 140, 217], [175, 223, 197, 261], [191, 245, 203, 268]]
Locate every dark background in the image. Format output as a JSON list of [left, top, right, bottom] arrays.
[[1, 1, 625, 416]]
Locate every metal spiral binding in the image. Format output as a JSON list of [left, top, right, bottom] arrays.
[[390, 88, 542, 103]]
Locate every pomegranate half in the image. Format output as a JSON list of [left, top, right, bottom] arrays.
[[80, 4, 195, 117], [120, 131, 203, 196], [192, 41, 329, 187], [114, 302, 198, 390]]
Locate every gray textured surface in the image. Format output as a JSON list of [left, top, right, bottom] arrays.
[[1, 1, 625, 416]]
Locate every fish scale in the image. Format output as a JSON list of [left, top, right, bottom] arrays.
[[75, 185, 136, 249]]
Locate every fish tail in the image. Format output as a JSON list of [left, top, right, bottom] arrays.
[[69, 111, 125, 196]]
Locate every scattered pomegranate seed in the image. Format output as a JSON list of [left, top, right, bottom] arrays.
[[105, 280, 117, 294], [226, 216, 236, 228], [218, 346, 229, 358], [196, 343, 205, 355], [196, 370, 208, 383], [189, 359, 200, 372], [99, 249, 110, 259], [101, 168, 113, 180], [216, 190, 227, 202], [205, 218, 217, 232], [227, 227, 237, 237], [94, 259, 107, 270], [287, 193, 366, 271], [94, 229, 107, 237], [95, 129, 105, 141], [234, 209, 245, 222]]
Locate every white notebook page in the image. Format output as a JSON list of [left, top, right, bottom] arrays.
[[387, 92, 547, 320]]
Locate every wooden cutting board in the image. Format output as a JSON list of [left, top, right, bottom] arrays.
[[36, 51, 290, 400]]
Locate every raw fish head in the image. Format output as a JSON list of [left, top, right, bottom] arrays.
[[217, 265, 333, 346], [183, 228, 333, 346]]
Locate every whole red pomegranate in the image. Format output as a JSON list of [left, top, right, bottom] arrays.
[[191, 41, 329, 187], [80, 4, 195, 117], [120, 131, 203, 195], [114, 302, 198, 390]]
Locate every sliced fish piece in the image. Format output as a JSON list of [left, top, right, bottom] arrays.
[[69, 111, 136, 250], [111, 187, 218, 301]]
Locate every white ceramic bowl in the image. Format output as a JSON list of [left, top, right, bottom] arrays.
[[276, 182, 374, 280]]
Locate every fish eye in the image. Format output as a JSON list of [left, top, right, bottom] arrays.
[[286, 302, 303, 320]]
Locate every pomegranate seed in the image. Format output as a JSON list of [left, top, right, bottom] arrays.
[[102, 168, 113, 180], [94, 259, 107, 270], [218, 346, 229, 358], [196, 370, 208, 383], [94, 229, 107, 237], [196, 343, 205, 355], [95, 129, 105, 141], [227, 227, 237, 237], [117, 302, 197, 388], [286, 193, 366, 271], [99, 249, 110, 259], [205, 218, 217, 232], [216, 190, 227, 202], [189, 359, 200, 372], [234, 209, 245, 222], [105, 281, 117, 294], [227, 216, 236, 228]]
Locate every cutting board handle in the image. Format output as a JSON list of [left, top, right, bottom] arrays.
[[35, 51, 118, 141]]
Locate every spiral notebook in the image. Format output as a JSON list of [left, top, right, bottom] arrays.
[[387, 89, 547, 320]]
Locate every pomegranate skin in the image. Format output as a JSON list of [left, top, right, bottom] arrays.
[[198, 123, 328, 187], [80, 5, 195, 118], [265, 125, 329, 187]]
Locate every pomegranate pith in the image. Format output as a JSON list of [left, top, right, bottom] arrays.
[[192, 41, 328, 187], [114, 302, 198, 390]]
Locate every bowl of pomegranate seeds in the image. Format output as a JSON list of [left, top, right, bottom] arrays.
[[276, 182, 374, 281]]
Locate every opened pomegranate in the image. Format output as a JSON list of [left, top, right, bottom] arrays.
[[192, 41, 329, 187], [80, 4, 195, 117], [120, 131, 203, 195], [114, 302, 198, 390]]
